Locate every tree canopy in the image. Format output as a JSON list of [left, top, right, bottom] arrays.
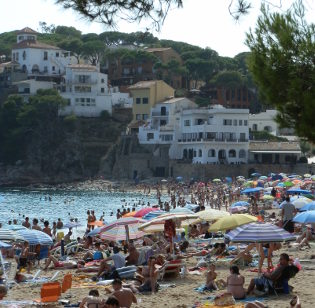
[[246, 1, 315, 142]]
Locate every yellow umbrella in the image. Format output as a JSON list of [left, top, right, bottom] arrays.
[[263, 195, 274, 200], [209, 214, 258, 232], [196, 209, 229, 222]]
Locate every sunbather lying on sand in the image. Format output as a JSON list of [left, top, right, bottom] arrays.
[[43, 255, 85, 270]]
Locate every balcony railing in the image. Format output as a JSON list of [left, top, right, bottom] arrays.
[[178, 138, 249, 143], [152, 112, 169, 117]]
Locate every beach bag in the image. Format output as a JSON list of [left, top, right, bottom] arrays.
[[214, 293, 236, 306]]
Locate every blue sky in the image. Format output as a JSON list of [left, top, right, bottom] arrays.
[[1, 0, 313, 57]]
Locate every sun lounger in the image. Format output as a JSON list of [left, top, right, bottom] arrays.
[[159, 260, 185, 280]]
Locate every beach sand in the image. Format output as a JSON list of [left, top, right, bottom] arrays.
[[4, 246, 315, 308]]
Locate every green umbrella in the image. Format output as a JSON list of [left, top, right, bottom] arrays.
[[283, 181, 293, 187]]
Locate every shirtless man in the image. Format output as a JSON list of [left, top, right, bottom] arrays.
[[42, 221, 52, 236], [22, 217, 31, 229], [32, 218, 42, 231], [79, 289, 106, 308], [126, 243, 139, 266], [111, 278, 137, 308]]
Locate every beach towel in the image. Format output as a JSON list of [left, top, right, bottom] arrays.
[[194, 285, 215, 293]]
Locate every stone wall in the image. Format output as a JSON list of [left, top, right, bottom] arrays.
[[169, 161, 314, 181]]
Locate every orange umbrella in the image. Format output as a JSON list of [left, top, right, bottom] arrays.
[[123, 211, 137, 218], [88, 220, 104, 227]]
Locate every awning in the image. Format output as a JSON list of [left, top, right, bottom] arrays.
[[250, 150, 301, 154]]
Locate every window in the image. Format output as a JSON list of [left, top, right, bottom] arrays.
[[160, 120, 167, 126], [147, 133, 154, 140], [143, 114, 149, 120], [101, 78, 105, 83], [240, 133, 246, 141], [52, 66, 55, 71], [233, 119, 237, 126], [91, 98, 96, 106], [78, 75, 90, 83], [136, 98, 141, 104], [239, 149, 246, 158], [101, 88, 104, 93], [244, 120, 248, 126], [67, 99, 71, 106], [56, 52, 59, 57], [193, 150, 197, 157], [161, 135, 173, 141], [22, 51, 26, 60], [18, 36, 24, 41], [229, 149, 236, 158], [136, 114, 141, 120], [43, 66, 48, 73], [198, 149, 202, 157], [16, 52, 19, 61], [74, 86, 91, 93], [239, 120, 243, 126], [184, 120, 190, 126], [44, 51, 48, 60], [142, 97, 149, 104], [223, 119, 232, 125], [208, 149, 216, 157]]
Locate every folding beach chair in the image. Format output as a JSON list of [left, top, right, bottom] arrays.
[[159, 260, 185, 281]]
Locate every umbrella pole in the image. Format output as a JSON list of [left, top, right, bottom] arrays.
[[125, 225, 130, 244], [0, 250, 8, 288]]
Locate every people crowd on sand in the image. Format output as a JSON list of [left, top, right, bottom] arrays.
[[0, 176, 313, 307]]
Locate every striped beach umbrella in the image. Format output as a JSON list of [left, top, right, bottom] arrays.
[[6, 225, 27, 231], [133, 207, 158, 218], [143, 210, 166, 220], [99, 217, 145, 241], [16, 229, 53, 246], [0, 241, 12, 249], [0, 229, 24, 242], [225, 222, 296, 243]]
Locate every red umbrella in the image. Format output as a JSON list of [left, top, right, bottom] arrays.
[[133, 207, 158, 218]]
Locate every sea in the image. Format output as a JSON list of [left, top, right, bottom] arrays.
[[0, 188, 164, 232]]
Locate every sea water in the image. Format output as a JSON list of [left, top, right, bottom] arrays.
[[0, 188, 163, 229]]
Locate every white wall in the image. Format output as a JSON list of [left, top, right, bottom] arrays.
[[249, 110, 278, 135]]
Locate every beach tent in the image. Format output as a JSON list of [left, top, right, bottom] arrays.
[[225, 222, 296, 243], [16, 229, 53, 246], [209, 214, 258, 232]]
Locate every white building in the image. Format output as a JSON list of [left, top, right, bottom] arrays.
[[138, 97, 196, 144], [249, 110, 278, 135], [12, 27, 74, 79], [172, 106, 249, 164], [59, 64, 113, 117], [14, 79, 55, 102]]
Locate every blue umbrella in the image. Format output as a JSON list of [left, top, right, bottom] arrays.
[[225, 222, 296, 243], [271, 174, 283, 180], [143, 210, 166, 220], [16, 229, 53, 246], [225, 177, 232, 183], [176, 176, 183, 182], [251, 172, 261, 177], [88, 227, 102, 237], [185, 203, 199, 211], [63, 222, 82, 229], [287, 188, 311, 194], [0, 241, 12, 249], [299, 202, 315, 212], [6, 225, 27, 231], [170, 207, 194, 214], [241, 187, 263, 194], [231, 201, 250, 208], [293, 211, 315, 224]]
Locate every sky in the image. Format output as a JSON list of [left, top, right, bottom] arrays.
[[1, 0, 315, 57]]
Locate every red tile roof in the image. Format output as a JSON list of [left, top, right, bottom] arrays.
[[17, 27, 38, 35], [12, 40, 61, 50]]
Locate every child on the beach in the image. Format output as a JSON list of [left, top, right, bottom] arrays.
[[206, 264, 217, 290]]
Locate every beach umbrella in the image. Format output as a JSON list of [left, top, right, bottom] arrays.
[[88, 227, 102, 237], [231, 201, 249, 208], [0, 241, 12, 249], [99, 217, 145, 241], [209, 214, 258, 232], [293, 211, 315, 224], [196, 209, 230, 221], [251, 172, 261, 177], [185, 203, 199, 211], [241, 187, 263, 194], [140, 220, 184, 234], [134, 207, 158, 218], [287, 188, 311, 194], [176, 176, 183, 181], [16, 229, 53, 246], [299, 202, 315, 212], [292, 198, 312, 209], [283, 181, 294, 187], [229, 206, 248, 213], [301, 193, 315, 200], [63, 222, 82, 229], [237, 177, 246, 182], [142, 210, 166, 220], [161, 179, 168, 183], [6, 225, 27, 231], [123, 211, 137, 218], [304, 174, 311, 178], [259, 176, 268, 180], [213, 178, 221, 182], [292, 179, 302, 185], [139, 213, 199, 231], [244, 181, 253, 187], [0, 229, 24, 242], [225, 177, 232, 183], [88, 220, 105, 227], [170, 207, 194, 214], [262, 195, 274, 200], [312, 175, 315, 180], [225, 222, 296, 243]]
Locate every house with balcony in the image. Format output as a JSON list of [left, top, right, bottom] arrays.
[[58, 64, 113, 117], [138, 97, 196, 144], [11, 27, 75, 81], [169, 106, 250, 164], [128, 80, 175, 123]]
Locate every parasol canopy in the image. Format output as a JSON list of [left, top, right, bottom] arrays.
[[225, 222, 296, 243], [16, 229, 53, 246], [209, 214, 258, 232]]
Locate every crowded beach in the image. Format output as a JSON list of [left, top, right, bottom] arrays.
[[0, 172, 315, 307]]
